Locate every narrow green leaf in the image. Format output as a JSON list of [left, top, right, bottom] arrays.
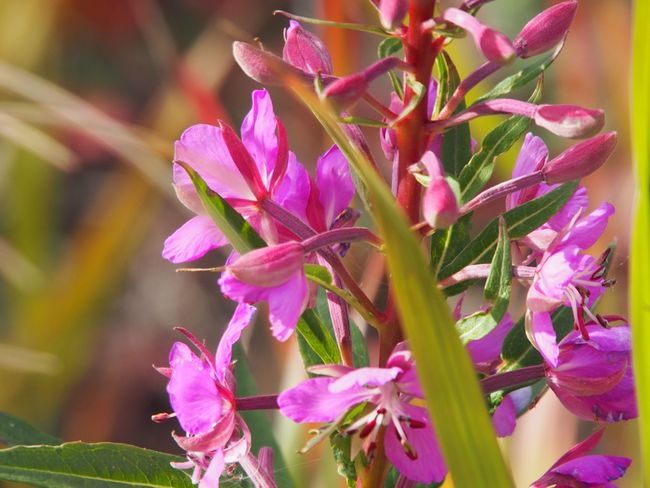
[[458, 80, 543, 203], [339, 116, 388, 128], [287, 76, 514, 488], [456, 218, 511, 343], [473, 47, 561, 105], [378, 37, 403, 98], [430, 213, 472, 275], [0, 442, 192, 487], [631, 0, 650, 481], [177, 161, 265, 254], [391, 78, 425, 125], [435, 52, 472, 177], [296, 309, 341, 365], [0, 412, 60, 447], [440, 181, 578, 280]]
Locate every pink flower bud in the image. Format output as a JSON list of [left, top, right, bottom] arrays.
[[442, 8, 516, 64], [534, 104, 605, 139], [228, 242, 305, 288], [542, 132, 617, 185], [423, 176, 460, 228], [282, 21, 333, 75], [514, 1, 578, 58], [233, 41, 305, 85], [378, 0, 408, 30]]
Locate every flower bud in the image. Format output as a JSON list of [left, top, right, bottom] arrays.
[[542, 132, 617, 185], [228, 242, 305, 288], [514, 1, 578, 58], [282, 21, 333, 75], [378, 0, 408, 30], [534, 104, 605, 139], [233, 41, 305, 85], [442, 8, 516, 64], [423, 177, 460, 228]]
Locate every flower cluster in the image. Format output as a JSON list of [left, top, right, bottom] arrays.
[[156, 1, 635, 486]]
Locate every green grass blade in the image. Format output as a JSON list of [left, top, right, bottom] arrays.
[[287, 77, 514, 488], [631, 0, 650, 481]]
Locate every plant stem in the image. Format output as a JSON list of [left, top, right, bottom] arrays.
[[236, 394, 279, 410], [480, 365, 546, 395]]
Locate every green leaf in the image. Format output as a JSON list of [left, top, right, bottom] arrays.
[[458, 79, 543, 203], [339, 116, 388, 128], [435, 52, 472, 177], [296, 309, 341, 365], [0, 412, 60, 447], [0, 442, 192, 487], [430, 213, 472, 275], [456, 218, 511, 343], [177, 161, 265, 254], [391, 78, 425, 126], [440, 181, 578, 281], [378, 37, 403, 98], [287, 75, 514, 487], [630, 0, 650, 478], [473, 48, 561, 105]]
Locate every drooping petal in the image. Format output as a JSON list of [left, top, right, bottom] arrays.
[[550, 454, 631, 485], [527, 247, 581, 312], [266, 270, 310, 341], [278, 377, 372, 423], [272, 151, 311, 222], [328, 366, 402, 393], [492, 395, 517, 437], [167, 342, 224, 435], [173, 124, 252, 199], [240, 89, 279, 187], [544, 184, 589, 232], [214, 303, 257, 382], [162, 215, 229, 264], [527, 311, 560, 367], [316, 145, 355, 227], [199, 450, 225, 488], [384, 405, 447, 484], [466, 313, 514, 366]]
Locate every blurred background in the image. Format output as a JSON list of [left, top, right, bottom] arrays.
[[0, 0, 636, 486]]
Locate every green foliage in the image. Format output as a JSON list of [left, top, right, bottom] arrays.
[[0, 442, 192, 487], [0, 412, 60, 447]]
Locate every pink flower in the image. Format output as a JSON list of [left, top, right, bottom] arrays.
[[545, 323, 637, 423], [156, 304, 256, 486], [282, 21, 332, 75], [278, 344, 446, 484], [163, 89, 309, 263], [530, 429, 631, 487]]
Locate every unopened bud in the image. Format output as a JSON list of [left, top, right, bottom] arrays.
[[514, 1, 578, 58], [322, 57, 399, 109], [542, 132, 617, 184], [233, 41, 305, 85], [283, 21, 333, 75], [378, 0, 408, 30], [423, 177, 460, 228], [228, 242, 305, 287], [534, 104, 605, 139], [442, 8, 516, 64]]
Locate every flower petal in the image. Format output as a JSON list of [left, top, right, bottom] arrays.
[[492, 395, 517, 437], [384, 405, 446, 484], [506, 133, 548, 209], [466, 313, 514, 366], [316, 145, 355, 227], [162, 215, 229, 264], [199, 450, 225, 488], [328, 367, 402, 393], [558, 201, 615, 250], [551, 454, 631, 484], [240, 89, 278, 186], [527, 311, 560, 367], [214, 303, 257, 381], [278, 377, 371, 423], [266, 271, 309, 341]]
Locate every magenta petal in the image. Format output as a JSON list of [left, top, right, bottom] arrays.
[[328, 366, 402, 393], [507, 132, 548, 209], [214, 303, 256, 382], [316, 145, 355, 227], [199, 450, 225, 488], [162, 215, 229, 264], [529, 311, 559, 367], [527, 247, 580, 312], [552, 454, 631, 484], [240, 89, 278, 186], [384, 405, 446, 484], [466, 313, 514, 365], [492, 395, 517, 437], [174, 125, 252, 199], [278, 377, 372, 423], [272, 152, 310, 222], [559, 202, 615, 250], [544, 184, 589, 231], [167, 343, 223, 436], [266, 271, 309, 341]]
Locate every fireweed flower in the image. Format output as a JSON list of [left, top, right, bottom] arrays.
[[526, 202, 615, 366], [155, 304, 257, 486], [530, 429, 631, 487], [162, 89, 309, 263], [282, 21, 332, 75], [545, 323, 637, 422], [278, 344, 447, 484]]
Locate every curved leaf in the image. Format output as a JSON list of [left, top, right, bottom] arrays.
[[0, 412, 60, 447]]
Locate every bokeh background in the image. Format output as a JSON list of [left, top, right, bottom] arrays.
[[0, 0, 636, 486]]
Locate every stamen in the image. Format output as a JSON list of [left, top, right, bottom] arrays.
[[401, 439, 418, 460]]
